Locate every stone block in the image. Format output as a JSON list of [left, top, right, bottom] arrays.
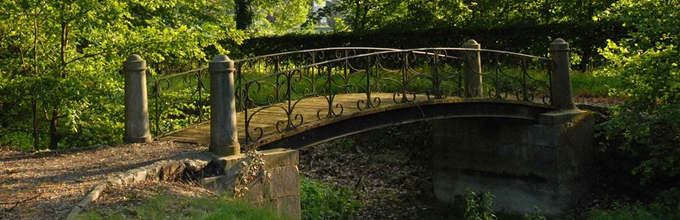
[[244, 180, 267, 204], [261, 149, 299, 169], [268, 166, 301, 198], [107, 176, 123, 185], [201, 175, 235, 194], [206, 148, 300, 219], [132, 169, 147, 183], [214, 155, 245, 174], [277, 195, 301, 219]]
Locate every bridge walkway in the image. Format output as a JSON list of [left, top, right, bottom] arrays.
[[160, 92, 432, 146]]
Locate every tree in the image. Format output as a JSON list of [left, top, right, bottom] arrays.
[[0, 0, 243, 150], [315, 0, 616, 32], [597, 0, 680, 181], [234, 0, 316, 35]]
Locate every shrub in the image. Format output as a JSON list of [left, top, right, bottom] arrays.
[[464, 189, 497, 220], [300, 176, 360, 220], [597, 0, 680, 182]]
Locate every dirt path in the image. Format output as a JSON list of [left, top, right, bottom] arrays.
[[0, 141, 205, 220]]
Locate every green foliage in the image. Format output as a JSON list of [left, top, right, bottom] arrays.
[[233, 0, 314, 35], [300, 176, 360, 220], [75, 194, 290, 220], [596, 0, 680, 181], [237, 22, 629, 62], [587, 203, 658, 220], [313, 0, 617, 32], [464, 190, 497, 220], [523, 206, 547, 220], [0, 0, 243, 150], [587, 189, 680, 220]]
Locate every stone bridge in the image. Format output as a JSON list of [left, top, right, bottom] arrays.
[[121, 39, 594, 216]]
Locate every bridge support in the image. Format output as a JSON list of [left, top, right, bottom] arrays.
[[123, 54, 151, 143], [201, 149, 300, 219], [209, 54, 240, 156], [463, 39, 483, 97], [430, 110, 594, 215]]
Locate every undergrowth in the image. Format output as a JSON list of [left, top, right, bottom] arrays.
[[75, 193, 290, 220], [300, 176, 360, 220]]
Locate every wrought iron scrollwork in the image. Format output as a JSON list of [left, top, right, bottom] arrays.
[[149, 67, 209, 136]]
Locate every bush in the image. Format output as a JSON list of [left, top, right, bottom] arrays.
[[597, 0, 680, 182], [300, 176, 360, 220], [464, 190, 497, 220], [587, 188, 680, 220], [233, 22, 629, 70]]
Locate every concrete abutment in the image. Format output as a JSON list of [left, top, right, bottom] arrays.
[[429, 109, 595, 215], [200, 148, 301, 219]]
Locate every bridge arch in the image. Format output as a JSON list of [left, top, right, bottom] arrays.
[[254, 99, 553, 150]]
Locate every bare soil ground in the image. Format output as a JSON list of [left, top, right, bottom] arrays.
[[0, 141, 206, 220], [298, 123, 443, 219]]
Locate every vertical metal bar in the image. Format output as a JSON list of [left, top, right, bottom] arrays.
[[197, 70, 204, 122], [401, 52, 408, 103], [522, 58, 529, 101]]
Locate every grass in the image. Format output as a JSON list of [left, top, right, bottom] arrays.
[[74, 177, 358, 220], [75, 194, 292, 220], [571, 70, 624, 97]]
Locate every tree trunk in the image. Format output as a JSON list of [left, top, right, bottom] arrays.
[[235, 0, 253, 30], [32, 100, 40, 151], [32, 6, 40, 151], [48, 108, 62, 150]]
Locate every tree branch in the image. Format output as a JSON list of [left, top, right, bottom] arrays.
[[65, 50, 114, 66], [1, 193, 42, 212]]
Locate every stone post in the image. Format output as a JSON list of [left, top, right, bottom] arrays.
[[123, 54, 151, 143], [463, 39, 483, 97], [210, 54, 240, 156], [550, 38, 575, 109]]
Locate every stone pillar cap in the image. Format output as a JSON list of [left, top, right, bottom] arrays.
[[210, 54, 235, 72], [126, 54, 144, 62], [211, 54, 233, 63], [464, 39, 479, 45], [124, 54, 146, 71], [550, 38, 570, 51]]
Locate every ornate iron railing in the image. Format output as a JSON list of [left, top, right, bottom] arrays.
[[149, 68, 210, 136], [148, 47, 552, 138], [149, 47, 398, 135], [238, 48, 553, 144]]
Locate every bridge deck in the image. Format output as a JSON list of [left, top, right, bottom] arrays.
[[159, 92, 549, 147], [159, 93, 431, 145]]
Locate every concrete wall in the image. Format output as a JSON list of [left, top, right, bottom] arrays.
[[201, 149, 301, 219], [429, 110, 594, 215]]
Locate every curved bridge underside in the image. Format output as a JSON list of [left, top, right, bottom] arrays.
[[254, 98, 553, 150], [160, 93, 554, 150]]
